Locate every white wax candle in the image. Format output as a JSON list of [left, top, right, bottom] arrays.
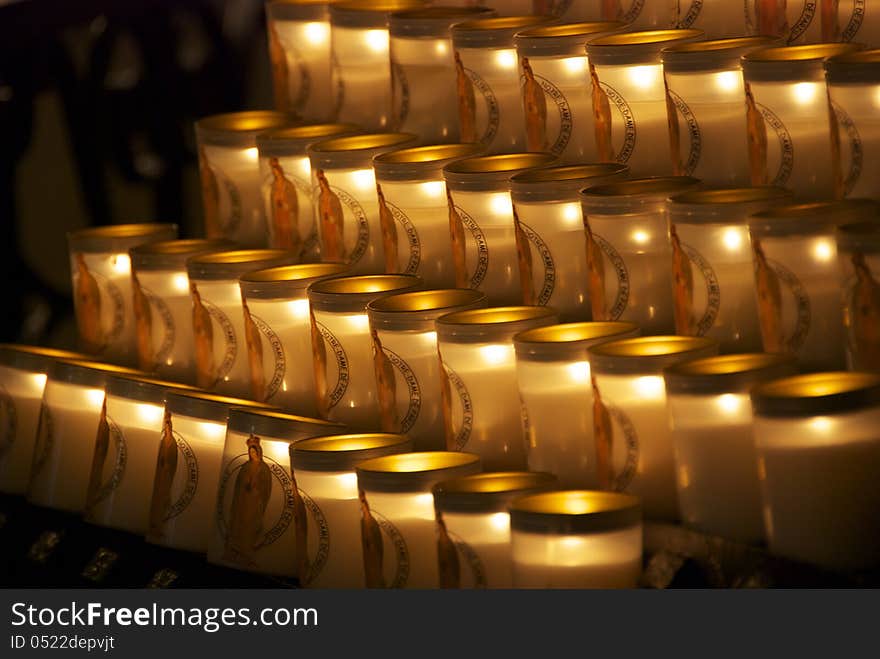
[[605, 0, 676, 29], [146, 412, 228, 553], [27, 381, 106, 513], [827, 83, 880, 200], [260, 153, 319, 259], [441, 511, 513, 588], [85, 396, 166, 535], [0, 366, 48, 495], [201, 143, 268, 247], [269, 16, 335, 120], [836, 231, 880, 372], [674, 0, 750, 37], [333, 25, 393, 130]]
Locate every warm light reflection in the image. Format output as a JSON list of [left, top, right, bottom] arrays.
[[714, 70, 741, 93], [30, 373, 48, 389], [352, 168, 376, 191], [136, 402, 165, 426], [286, 298, 311, 320], [434, 41, 449, 57], [344, 314, 371, 332], [628, 65, 661, 90], [303, 22, 330, 46], [490, 193, 513, 216], [722, 227, 745, 251], [112, 254, 131, 275], [85, 388, 106, 407], [792, 82, 818, 105], [566, 361, 591, 383], [488, 512, 510, 532], [812, 239, 835, 263], [631, 230, 650, 245], [197, 420, 228, 440], [420, 181, 445, 198], [633, 376, 665, 399], [562, 57, 587, 75], [561, 203, 582, 227], [243, 147, 260, 162], [172, 273, 190, 293], [495, 49, 517, 70], [365, 29, 389, 54], [296, 156, 312, 179], [809, 416, 832, 433], [480, 343, 513, 365], [715, 393, 746, 417]]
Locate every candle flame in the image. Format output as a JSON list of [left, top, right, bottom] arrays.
[[495, 50, 517, 70], [112, 254, 131, 275], [304, 22, 329, 46], [812, 238, 835, 263], [365, 29, 389, 54], [172, 273, 190, 293]]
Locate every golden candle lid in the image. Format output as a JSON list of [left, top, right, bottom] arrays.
[[165, 390, 274, 424], [267, 0, 337, 21], [309, 132, 418, 169], [581, 176, 701, 213], [437, 306, 559, 343], [664, 353, 798, 395], [130, 239, 237, 270], [433, 471, 558, 514], [0, 344, 85, 373], [368, 289, 487, 332], [742, 42, 864, 81], [451, 15, 555, 48], [588, 336, 719, 375], [256, 123, 362, 156], [751, 372, 880, 418], [331, 1, 428, 28], [227, 407, 346, 442], [308, 274, 423, 313], [68, 223, 178, 253], [514, 321, 639, 362], [509, 490, 642, 535], [749, 200, 880, 238], [50, 359, 146, 390], [356, 451, 482, 493], [515, 22, 626, 56], [443, 153, 557, 190], [835, 220, 880, 253], [587, 29, 704, 65], [662, 36, 779, 72], [668, 186, 792, 224], [390, 6, 496, 37], [195, 111, 297, 147], [240, 263, 350, 299], [186, 249, 299, 280], [291, 433, 414, 471], [373, 143, 485, 180], [510, 163, 629, 201], [105, 373, 200, 406], [826, 48, 880, 82]]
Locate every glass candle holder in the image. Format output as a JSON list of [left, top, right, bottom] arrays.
[[195, 111, 296, 247], [664, 353, 798, 544], [68, 223, 178, 366], [514, 22, 626, 163], [186, 249, 299, 396], [825, 50, 880, 200], [450, 15, 554, 154], [509, 490, 643, 588], [330, 0, 428, 131], [443, 152, 557, 305], [289, 432, 413, 587], [587, 30, 704, 177], [308, 274, 423, 430], [749, 200, 880, 371], [587, 336, 719, 521], [510, 163, 630, 320], [514, 322, 639, 488], [667, 186, 793, 351], [662, 37, 779, 186], [256, 123, 362, 260], [753, 0, 822, 45], [580, 177, 701, 334], [367, 289, 488, 450], [820, 2, 880, 45], [389, 6, 496, 142], [129, 239, 235, 381], [146, 390, 273, 554], [751, 372, 880, 571], [265, 1, 337, 120], [741, 43, 863, 201], [308, 132, 418, 274], [373, 143, 486, 287], [239, 263, 350, 413], [27, 359, 143, 514], [674, 0, 757, 38], [836, 221, 880, 372], [84, 374, 198, 535], [356, 451, 482, 588], [432, 471, 557, 588], [0, 345, 82, 496], [206, 407, 345, 578], [436, 306, 559, 470], [536, 1, 602, 21]]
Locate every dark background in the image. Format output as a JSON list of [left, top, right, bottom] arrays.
[[0, 0, 273, 347]]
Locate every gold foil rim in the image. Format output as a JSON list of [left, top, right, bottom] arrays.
[[584, 176, 700, 198], [310, 132, 417, 153], [665, 353, 797, 378], [663, 36, 776, 54], [69, 223, 175, 241], [368, 289, 485, 313], [434, 472, 557, 496], [168, 390, 274, 409], [106, 373, 199, 392], [589, 335, 717, 359], [510, 490, 641, 517], [0, 344, 83, 361], [188, 249, 296, 266], [514, 321, 639, 345], [130, 239, 234, 256], [309, 274, 421, 296], [55, 358, 145, 377], [293, 433, 412, 453], [392, 6, 491, 19], [826, 48, 880, 67], [229, 407, 345, 427], [515, 21, 626, 39], [259, 123, 361, 142], [374, 143, 483, 164], [270, 0, 340, 5], [444, 153, 557, 175], [743, 42, 862, 63], [511, 163, 628, 185], [197, 110, 294, 133], [438, 306, 557, 327], [751, 200, 880, 223], [589, 29, 703, 48], [240, 263, 349, 283], [753, 372, 880, 400], [669, 186, 791, 206], [452, 15, 551, 32], [334, 0, 425, 12], [356, 451, 480, 475]]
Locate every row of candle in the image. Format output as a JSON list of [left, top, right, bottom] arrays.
[[1, 342, 877, 587]]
